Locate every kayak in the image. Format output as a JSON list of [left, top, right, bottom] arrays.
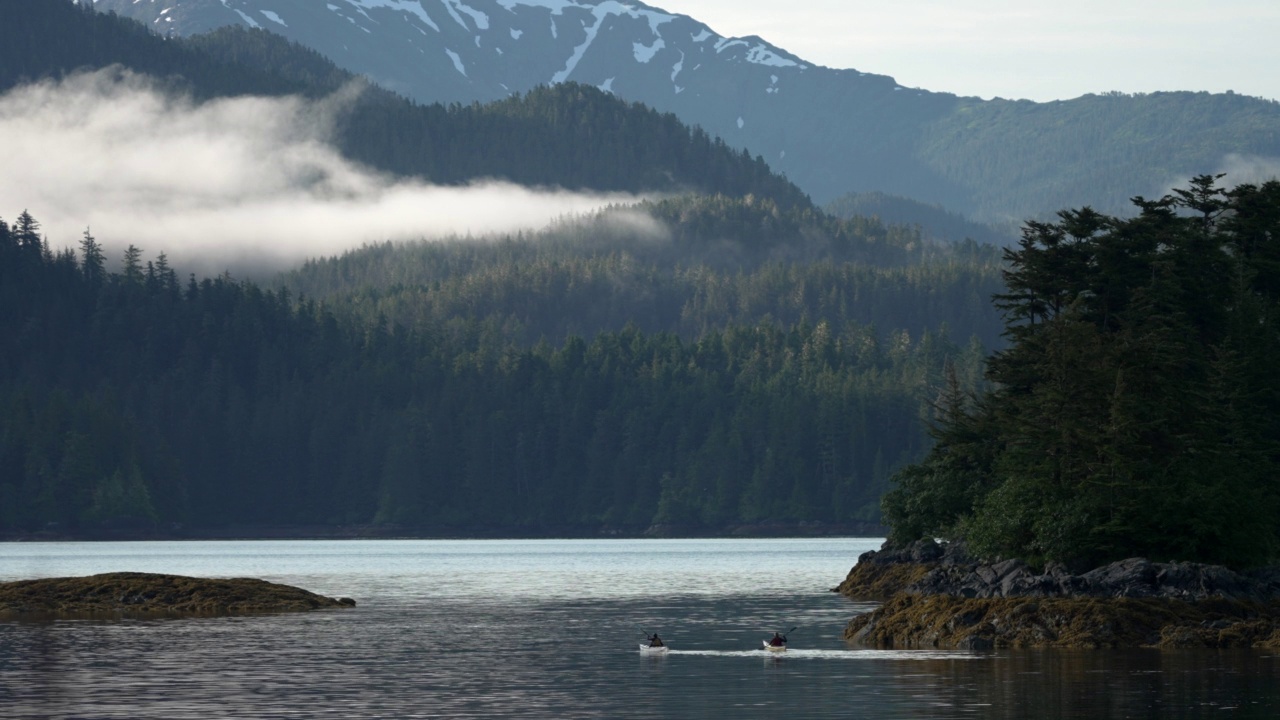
[[762, 640, 787, 653], [639, 644, 669, 655]]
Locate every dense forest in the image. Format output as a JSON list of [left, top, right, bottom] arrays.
[[883, 177, 1280, 570], [0, 0, 1018, 538], [0, 1, 808, 207], [280, 195, 1006, 349], [0, 208, 994, 534]]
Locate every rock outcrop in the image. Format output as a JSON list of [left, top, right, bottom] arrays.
[[838, 540, 1280, 649], [0, 572, 357, 617]]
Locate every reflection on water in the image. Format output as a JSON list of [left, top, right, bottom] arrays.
[[1, 539, 1278, 719]]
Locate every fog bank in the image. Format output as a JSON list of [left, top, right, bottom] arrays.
[[0, 69, 650, 276]]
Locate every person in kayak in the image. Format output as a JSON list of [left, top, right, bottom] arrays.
[[648, 633, 665, 647], [769, 632, 786, 647]]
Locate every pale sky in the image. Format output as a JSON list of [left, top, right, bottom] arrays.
[[667, 0, 1280, 102]]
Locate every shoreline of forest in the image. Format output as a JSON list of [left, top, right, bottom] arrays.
[[0, 521, 888, 543]]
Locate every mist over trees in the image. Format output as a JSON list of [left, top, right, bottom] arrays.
[[0, 1, 808, 208], [883, 177, 1280, 570], [281, 196, 1005, 350], [0, 0, 1013, 537]]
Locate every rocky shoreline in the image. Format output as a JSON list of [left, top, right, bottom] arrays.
[[837, 540, 1280, 649], [0, 572, 356, 618]]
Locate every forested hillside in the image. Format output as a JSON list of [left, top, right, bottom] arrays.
[[0, 212, 992, 534], [918, 91, 1280, 225], [281, 196, 1006, 349], [825, 191, 1015, 247], [883, 177, 1280, 570], [93, 0, 1280, 225], [0, 1, 1012, 538], [0, 1, 807, 207]]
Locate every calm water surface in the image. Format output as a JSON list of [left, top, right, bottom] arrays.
[[1, 538, 1278, 718]]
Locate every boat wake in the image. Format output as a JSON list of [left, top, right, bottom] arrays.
[[659, 649, 979, 661]]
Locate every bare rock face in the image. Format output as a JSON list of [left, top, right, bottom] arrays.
[[841, 540, 1280, 603], [832, 539, 971, 599], [838, 540, 1280, 649], [0, 572, 356, 618]]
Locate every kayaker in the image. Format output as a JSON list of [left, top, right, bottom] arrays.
[[648, 633, 665, 648], [769, 632, 786, 647]]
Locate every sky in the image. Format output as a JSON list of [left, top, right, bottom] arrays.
[[668, 0, 1280, 102]]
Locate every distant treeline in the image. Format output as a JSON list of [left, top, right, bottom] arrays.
[[825, 191, 1016, 246], [0, 208, 994, 534], [281, 195, 1006, 349]]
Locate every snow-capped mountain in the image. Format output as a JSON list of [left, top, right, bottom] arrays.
[[90, 1, 1280, 224], [94, 0, 960, 209]]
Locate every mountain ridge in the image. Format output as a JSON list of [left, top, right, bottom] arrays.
[[4, 1, 810, 209], [94, 0, 1280, 225]]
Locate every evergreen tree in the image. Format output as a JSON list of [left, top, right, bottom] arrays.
[[885, 177, 1280, 569]]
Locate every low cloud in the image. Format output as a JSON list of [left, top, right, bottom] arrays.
[[1144, 155, 1280, 215], [0, 68, 653, 276], [1215, 154, 1280, 187]]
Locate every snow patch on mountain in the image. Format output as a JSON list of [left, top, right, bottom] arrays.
[[445, 48, 467, 76], [346, 1, 440, 32], [440, 0, 490, 31], [633, 39, 663, 63], [260, 10, 286, 27], [550, 1, 678, 82], [510, 28, 523, 39], [691, 28, 711, 43], [600, 77, 614, 92], [220, 0, 261, 28], [745, 44, 796, 68], [496, 0, 570, 13], [714, 38, 746, 53]]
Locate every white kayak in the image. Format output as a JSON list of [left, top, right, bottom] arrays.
[[763, 641, 787, 653], [639, 644, 669, 655]]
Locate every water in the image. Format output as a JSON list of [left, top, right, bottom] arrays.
[[1, 538, 1278, 718]]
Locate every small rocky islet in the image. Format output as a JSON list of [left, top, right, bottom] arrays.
[[0, 572, 356, 618], [837, 540, 1280, 650]]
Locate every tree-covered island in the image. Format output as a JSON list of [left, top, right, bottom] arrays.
[[840, 176, 1280, 649]]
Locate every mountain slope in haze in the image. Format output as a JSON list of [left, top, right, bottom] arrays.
[[97, 0, 1280, 225], [826, 192, 1015, 247], [5, 1, 807, 206]]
